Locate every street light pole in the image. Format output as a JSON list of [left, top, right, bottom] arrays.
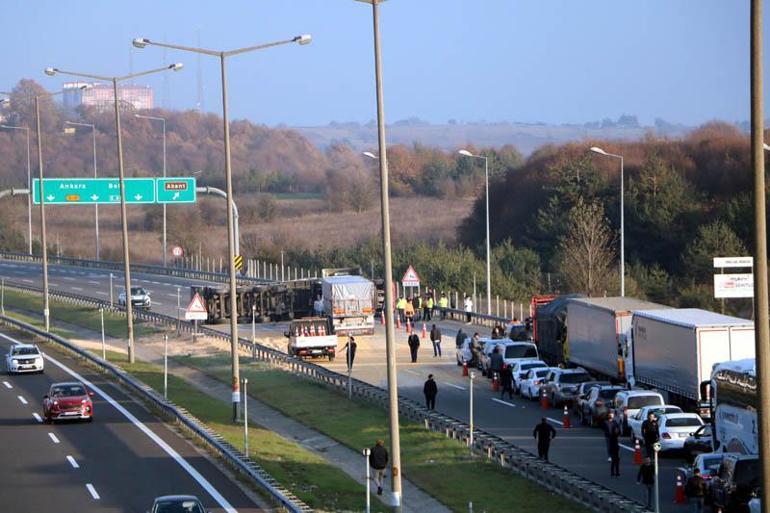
[[34, 95, 50, 331], [65, 121, 99, 260], [458, 150, 492, 314], [135, 114, 167, 266], [588, 147, 625, 297], [134, 33, 311, 423]]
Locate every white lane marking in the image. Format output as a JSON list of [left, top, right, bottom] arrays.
[[87, 281, 99, 285], [63, 277, 76, 281], [71, 287, 84, 292], [153, 301, 164, 306], [49, 283, 59, 287], [546, 417, 563, 427], [17, 395, 28, 405], [95, 291, 107, 296], [67, 455, 80, 468], [22, 279, 33, 283], [2, 381, 11, 389], [85, 483, 100, 500], [443, 382, 466, 391], [0, 335, 238, 513], [491, 398, 516, 408], [620, 443, 635, 452], [33, 413, 42, 423]]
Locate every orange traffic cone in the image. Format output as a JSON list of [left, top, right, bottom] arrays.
[[396, 315, 402, 330], [492, 373, 500, 391], [540, 389, 550, 410], [462, 362, 469, 377], [562, 405, 571, 429], [634, 439, 642, 465], [675, 475, 686, 504], [422, 322, 427, 339]]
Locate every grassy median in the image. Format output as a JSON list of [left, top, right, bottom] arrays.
[[178, 354, 590, 513]]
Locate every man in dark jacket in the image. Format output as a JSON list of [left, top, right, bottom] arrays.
[[407, 332, 420, 363], [489, 346, 504, 380], [641, 412, 660, 457], [430, 324, 442, 357], [499, 364, 514, 399], [533, 418, 557, 461], [637, 457, 655, 508], [685, 468, 707, 513], [339, 336, 357, 371], [369, 440, 389, 496], [455, 328, 466, 349], [608, 418, 621, 477], [423, 374, 438, 410]]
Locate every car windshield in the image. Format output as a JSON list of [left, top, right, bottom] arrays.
[[11, 346, 39, 356], [628, 395, 663, 409], [521, 362, 546, 371], [533, 369, 549, 378], [599, 389, 621, 399], [561, 373, 591, 384], [51, 385, 86, 397], [509, 325, 529, 341], [665, 417, 702, 427], [131, 288, 146, 295], [154, 499, 205, 513], [702, 456, 723, 474], [505, 346, 537, 359]]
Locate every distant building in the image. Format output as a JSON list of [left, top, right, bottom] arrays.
[[62, 82, 154, 111]]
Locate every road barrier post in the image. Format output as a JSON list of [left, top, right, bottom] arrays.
[[363, 448, 371, 513], [100, 308, 106, 360]]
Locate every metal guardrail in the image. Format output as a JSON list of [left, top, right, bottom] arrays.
[[0, 300, 311, 513], [2, 279, 649, 513]]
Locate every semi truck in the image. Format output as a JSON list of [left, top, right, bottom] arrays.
[[321, 275, 376, 335]]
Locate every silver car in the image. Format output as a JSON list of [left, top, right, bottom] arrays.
[[5, 344, 44, 374], [118, 287, 152, 309], [149, 495, 208, 513]]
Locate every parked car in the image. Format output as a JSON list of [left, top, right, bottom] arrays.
[[573, 381, 611, 415], [481, 341, 539, 377], [613, 390, 665, 436], [711, 453, 760, 513], [540, 368, 592, 407], [507, 321, 532, 341], [520, 368, 553, 400], [118, 287, 152, 309], [456, 338, 488, 366], [680, 452, 724, 498], [510, 360, 548, 394], [149, 495, 207, 513], [43, 381, 94, 423], [580, 385, 625, 427], [628, 405, 684, 442], [683, 424, 714, 460], [657, 413, 704, 452], [5, 343, 44, 374]]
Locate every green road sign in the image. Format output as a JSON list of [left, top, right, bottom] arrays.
[[156, 177, 196, 203]]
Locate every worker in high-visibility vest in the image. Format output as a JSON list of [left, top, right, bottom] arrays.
[[438, 292, 449, 320], [396, 296, 407, 324], [425, 295, 435, 321]]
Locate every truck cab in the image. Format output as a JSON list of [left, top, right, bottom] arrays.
[[285, 318, 337, 361]]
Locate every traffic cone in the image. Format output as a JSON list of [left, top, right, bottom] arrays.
[[396, 315, 402, 330], [540, 389, 550, 410], [675, 475, 686, 504], [406, 319, 412, 334], [462, 362, 469, 377], [492, 373, 500, 391], [562, 405, 571, 429], [422, 322, 427, 339], [634, 439, 642, 465]]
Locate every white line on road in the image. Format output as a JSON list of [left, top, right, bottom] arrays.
[[67, 455, 80, 468], [153, 301, 164, 306], [443, 382, 466, 391], [87, 281, 99, 285], [63, 277, 75, 281], [48, 432, 60, 444], [2, 381, 11, 389], [22, 279, 33, 283], [85, 483, 100, 500], [33, 413, 42, 423], [17, 395, 27, 405], [546, 417, 563, 427], [491, 398, 516, 408], [95, 291, 107, 296], [619, 443, 635, 452], [49, 283, 59, 287], [71, 287, 84, 292]]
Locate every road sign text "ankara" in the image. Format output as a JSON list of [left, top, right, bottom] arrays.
[[33, 177, 196, 205]]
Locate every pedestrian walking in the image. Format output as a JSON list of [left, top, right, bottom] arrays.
[[423, 374, 438, 410], [489, 346, 504, 381], [438, 292, 448, 320], [637, 457, 655, 508], [455, 328, 466, 349], [368, 440, 389, 496], [396, 296, 406, 324], [686, 468, 707, 513], [500, 364, 514, 399], [464, 295, 473, 324], [533, 417, 557, 461], [313, 295, 324, 317], [602, 411, 618, 460], [414, 295, 422, 322], [608, 417, 621, 477], [408, 331, 420, 363], [340, 336, 357, 371], [430, 324, 442, 357], [641, 412, 660, 458]]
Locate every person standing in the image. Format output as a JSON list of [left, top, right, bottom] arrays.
[[533, 417, 557, 461], [464, 295, 473, 324], [637, 457, 655, 509], [423, 374, 438, 410], [313, 295, 324, 317], [500, 364, 514, 399], [404, 298, 415, 325], [438, 292, 448, 320], [430, 324, 442, 357], [602, 411, 618, 460], [608, 417, 621, 477], [489, 345, 504, 381], [414, 295, 422, 322], [685, 468, 707, 513], [396, 296, 406, 324], [408, 331, 420, 363], [339, 336, 357, 371], [641, 412, 660, 457], [455, 327, 466, 349], [424, 294, 433, 321], [368, 440, 389, 496]]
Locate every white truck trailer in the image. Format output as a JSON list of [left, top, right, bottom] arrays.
[[566, 297, 670, 381], [631, 309, 754, 413], [321, 275, 375, 335]]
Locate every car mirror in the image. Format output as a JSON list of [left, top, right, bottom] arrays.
[[88, 391, 95, 397]]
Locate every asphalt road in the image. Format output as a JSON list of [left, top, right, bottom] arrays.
[[0, 259, 690, 511], [0, 326, 262, 513]]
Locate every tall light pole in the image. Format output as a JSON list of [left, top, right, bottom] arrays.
[[64, 121, 99, 260], [458, 150, 492, 315], [356, 1, 403, 509], [45, 64, 184, 363], [0, 122, 32, 255], [135, 113, 167, 266], [133, 33, 311, 423], [589, 146, 625, 297]]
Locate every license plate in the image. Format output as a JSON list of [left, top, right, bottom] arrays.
[[679, 433, 689, 438]]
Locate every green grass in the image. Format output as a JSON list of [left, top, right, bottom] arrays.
[[177, 354, 590, 513], [3, 289, 156, 339]]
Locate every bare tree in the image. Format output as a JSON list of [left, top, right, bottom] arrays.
[[558, 199, 617, 296]]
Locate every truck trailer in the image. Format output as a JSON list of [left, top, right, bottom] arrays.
[[321, 275, 376, 335]]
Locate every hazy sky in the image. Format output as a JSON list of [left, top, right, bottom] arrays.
[[0, 1, 757, 127]]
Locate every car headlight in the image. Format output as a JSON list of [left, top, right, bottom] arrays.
[[11, 358, 18, 364], [81, 398, 88, 404]]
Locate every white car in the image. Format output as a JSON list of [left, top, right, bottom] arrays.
[[657, 413, 704, 452], [628, 404, 683, 442], [613, 390, 665, 435], [510, 360, 548, 394], [5, 344, 44, 374], [118, 287, 152, 309], [520, 367, 552, 400]]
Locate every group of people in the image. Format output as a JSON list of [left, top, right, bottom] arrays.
[[407, 324, 444, 362], [395, 291, 450, 324]]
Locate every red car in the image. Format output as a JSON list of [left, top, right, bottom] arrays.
[[43, 382, 94, 423]]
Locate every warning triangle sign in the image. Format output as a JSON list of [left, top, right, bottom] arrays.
[[185, 292, 208, 320], [401, 265, 421, 286]]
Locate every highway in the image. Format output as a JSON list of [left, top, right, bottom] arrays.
[[0, 259, 686, 511], [0, 325, 261, 513]]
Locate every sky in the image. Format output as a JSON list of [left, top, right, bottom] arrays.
[[0, 1, 758, 127]]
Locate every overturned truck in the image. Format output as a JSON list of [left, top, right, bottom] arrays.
[[191, 284, 294, 324]]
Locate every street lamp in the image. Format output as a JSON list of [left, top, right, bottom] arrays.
[[589, 146, 625, 297], [64, 121, 99, 260], [135, 113, 167, 266], [356, 1, 403, 509], [45, 64, 184, 362], [133, 34, 310, 423], [458, 149, 492, 315], [0, 120, 32, 255]]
